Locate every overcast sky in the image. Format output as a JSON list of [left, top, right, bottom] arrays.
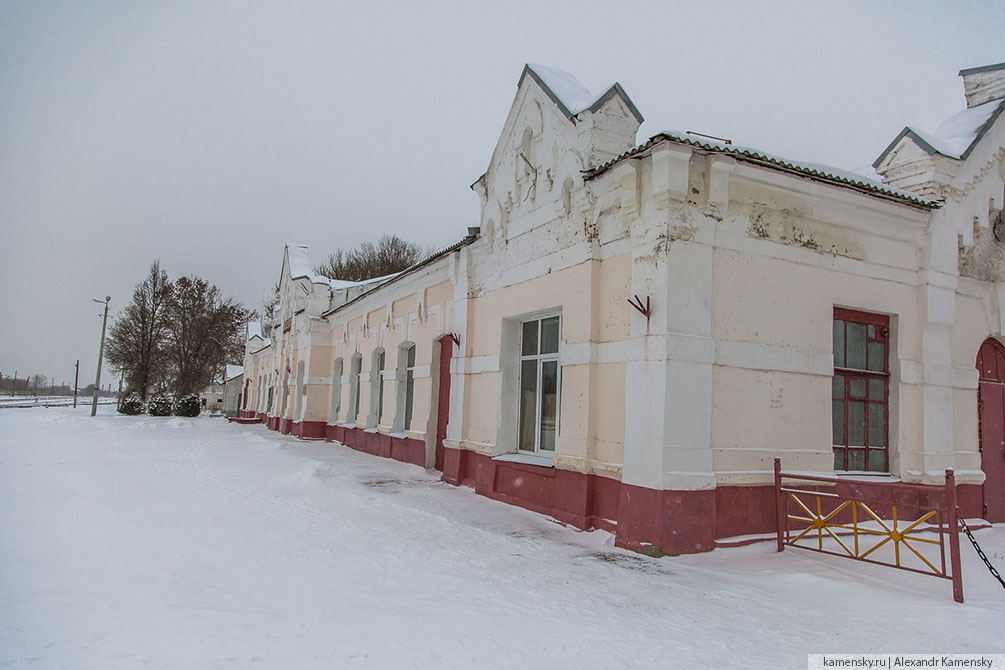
[[1, 1, 1003, 389]]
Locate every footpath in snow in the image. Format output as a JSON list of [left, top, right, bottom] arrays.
[[1, 406, 1003, 668]]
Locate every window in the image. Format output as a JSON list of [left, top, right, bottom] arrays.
[[519, 315, 561, 453], [329, 358, 343, 424], [295, 360, 306, 421], [368, 349, 385, 428], [393, 342, 417, 433], [348, 354, 362, 423], [404, 344, 416, 430], [832, 308, 889, 472]]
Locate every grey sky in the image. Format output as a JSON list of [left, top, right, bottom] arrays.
[[1, 0, 1003, 388]]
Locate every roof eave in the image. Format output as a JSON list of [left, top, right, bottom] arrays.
[[586, 134, 937, 210]]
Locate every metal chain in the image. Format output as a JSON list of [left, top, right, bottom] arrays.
[[956, 508, 1005, 590]]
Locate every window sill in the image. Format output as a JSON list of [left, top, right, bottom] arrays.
[[834, 471, 900, 483], [493, 452, 554, 468]]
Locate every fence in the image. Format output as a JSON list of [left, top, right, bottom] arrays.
[[773, 458, 963, 603]]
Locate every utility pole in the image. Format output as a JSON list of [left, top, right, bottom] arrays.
[[12, 370, 16, 397], [73, 360, 79, 408], [91, 296, 110, 417]]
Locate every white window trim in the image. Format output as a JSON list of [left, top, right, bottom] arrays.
[[493, 452, 554, 467], [518, 313, 561, 455]]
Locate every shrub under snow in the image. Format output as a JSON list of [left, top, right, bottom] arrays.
[[174, 393, 201, 417], [147, 395, 173, 417], [118, 392, 145, 416]]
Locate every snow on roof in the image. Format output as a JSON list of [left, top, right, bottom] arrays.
[[586, 130, 937, 208], [527, 64, 602, 116], [874, 99, 1004, 166], [322, 272, 402, 291], [225, 365, 244, 382], [285, 244, 312, 279], [930, 99, 1002, 157], [522, 64, 644, 124], [247, 321, 263, 341]]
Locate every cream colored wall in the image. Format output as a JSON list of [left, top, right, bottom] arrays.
[[709, 247, 925, 482], [459, 253, 631, 478], [321, 272, 454, 441]]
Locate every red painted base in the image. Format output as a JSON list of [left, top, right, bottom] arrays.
[[440, 448, 620, 534], [234, 419, 985, 556], [327, 425, 426, 467], [291, 421, 326, 440], [228, 416, 262, 425]]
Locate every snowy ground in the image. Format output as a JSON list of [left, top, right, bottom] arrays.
[[1, 407, 1003, 669]]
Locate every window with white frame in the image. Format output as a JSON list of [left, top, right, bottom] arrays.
[[393, 342, 417, 434], [368, 349, 385, 428], [404, 343, 416, 431], [519, 315, 561, 453], [329, 357, 343, 424], [348, 354, 362, 423]]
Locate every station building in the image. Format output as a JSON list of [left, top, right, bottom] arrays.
[[238, 62, 1005, 554]]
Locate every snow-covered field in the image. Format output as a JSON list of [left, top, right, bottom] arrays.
[[1, 406, 1002, 668]]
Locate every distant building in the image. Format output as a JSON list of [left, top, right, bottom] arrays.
[[238, 62, 1005, 554], [222, 365, 244, 418], [198, 383, 224, 412]]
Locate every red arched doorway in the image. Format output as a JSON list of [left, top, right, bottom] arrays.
[[977, 338, 1005, 522]]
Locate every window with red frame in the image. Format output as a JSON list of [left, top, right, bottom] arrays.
[[832, 308, 889, 472]]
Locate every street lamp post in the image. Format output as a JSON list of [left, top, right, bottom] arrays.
[[91, 296, 110, 417]]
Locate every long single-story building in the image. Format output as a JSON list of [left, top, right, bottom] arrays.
[[237, 62, 1005, 554]]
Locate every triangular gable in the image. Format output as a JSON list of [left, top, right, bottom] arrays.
[[874, 99, 1005, 167], [519, 64, 644, 124]]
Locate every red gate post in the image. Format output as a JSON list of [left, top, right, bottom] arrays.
[[945, 469, 964, 604], [774, 458, 784, 552]]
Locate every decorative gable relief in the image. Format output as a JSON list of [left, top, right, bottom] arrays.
[[473, 64, 642, 248]]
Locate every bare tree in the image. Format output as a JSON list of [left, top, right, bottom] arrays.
[[315, 234, 427, 282], [105, 261, 173, 400], [167, 275, 252, 395]]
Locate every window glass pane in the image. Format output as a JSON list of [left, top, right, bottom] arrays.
[[848, 401, 866, 446], [867, 449, 887, 472], [833, 320, 845, 368], [541, 317, 560, 355], [522, 320, 539, 356], [849, 378, 866, 399], [868, 325, 875, 339], [539, 360, 558, 451], [404, 370, 414, 429], [867, 341, 885, 372], [846, 322, 867, 369], [406, 344, 415, 368], [868, 403, 885, 447], [869, 378, 885, 401], [847, 449, 866, 471], [832, 400, 845, 445], [833, 448, 846, 471], [519, 360, 538, 451], [832, 375, 844, 399]]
